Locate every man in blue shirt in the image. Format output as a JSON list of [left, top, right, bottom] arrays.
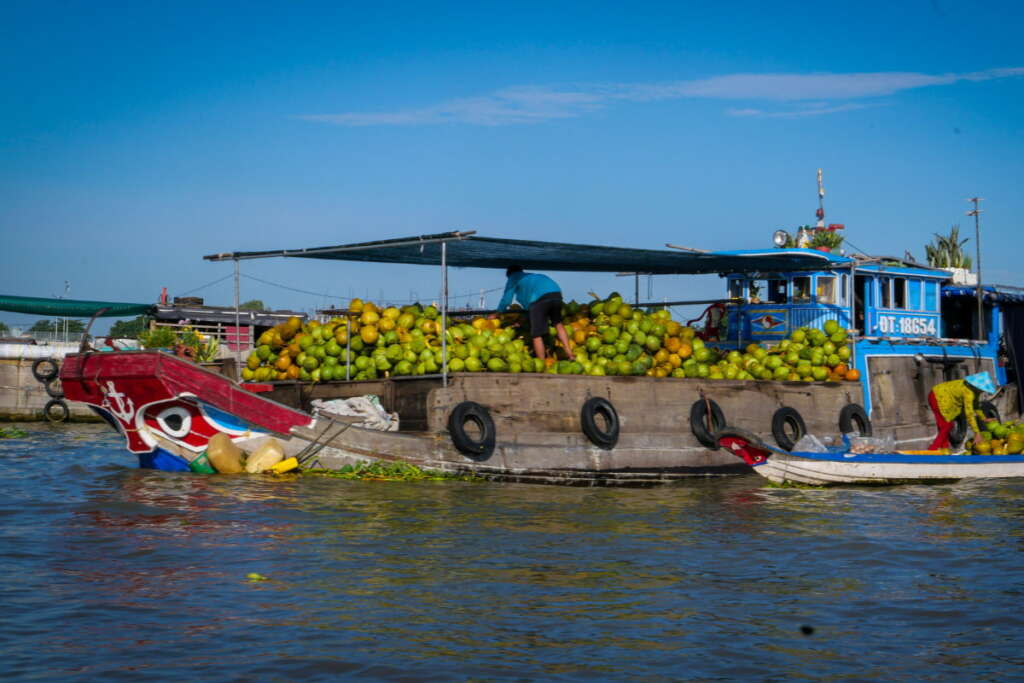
[[495, 265, 575, 361]]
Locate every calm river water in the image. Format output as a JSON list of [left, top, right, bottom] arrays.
[[2, 424, 1023, 680]]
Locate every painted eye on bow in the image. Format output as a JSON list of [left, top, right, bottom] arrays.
[[154, 406, 192, 439]]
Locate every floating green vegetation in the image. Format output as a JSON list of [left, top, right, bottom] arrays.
[[764, 479, 826, 489], [306, 461, 479, 482], [0, 427, 28, 439]]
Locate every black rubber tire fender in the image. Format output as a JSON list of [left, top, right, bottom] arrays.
[[690, 399, 726, 449], [44, 377, 64, 399], [771, 406, 807, 451], [32, 358, 59, 382], [978, 400, 1000, 424], [447, 401, 496, 459], [580, 397, 620, 450], [44, 399, 70, 423], [838, 403, 872, 436]]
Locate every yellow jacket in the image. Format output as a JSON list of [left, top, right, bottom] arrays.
[[931, 379, 980, 433]]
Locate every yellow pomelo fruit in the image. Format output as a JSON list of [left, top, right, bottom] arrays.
[[360, 325, 379, 344]]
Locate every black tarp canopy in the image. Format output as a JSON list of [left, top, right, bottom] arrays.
[[203, 231, 850, 275]]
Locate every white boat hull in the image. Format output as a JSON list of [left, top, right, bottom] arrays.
[[755, 451, 1024, 486]]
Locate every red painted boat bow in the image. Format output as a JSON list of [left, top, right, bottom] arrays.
[[61, 351, 313, 436]]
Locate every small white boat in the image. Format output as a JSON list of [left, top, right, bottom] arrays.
[[717, 427, 1024, 486]]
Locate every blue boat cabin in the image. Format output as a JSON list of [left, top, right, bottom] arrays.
[[723, 259, 987, 344]]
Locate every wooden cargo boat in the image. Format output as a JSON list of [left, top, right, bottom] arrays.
[[60, 349, 875, 484], [59, 230, 1023, 484]]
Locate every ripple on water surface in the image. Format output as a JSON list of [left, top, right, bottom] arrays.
[[1, 425, 1023, 680]]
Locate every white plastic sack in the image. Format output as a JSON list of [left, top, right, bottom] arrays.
[[311, 395, 399, 432], [793, 433, 828, 453]]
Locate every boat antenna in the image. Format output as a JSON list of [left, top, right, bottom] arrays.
[[816, 168, 826, 229]]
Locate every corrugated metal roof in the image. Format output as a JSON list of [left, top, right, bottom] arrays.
[[943, 285, 1024, 304], [203, 231, 849, 275], [153, 305, 306, 326]]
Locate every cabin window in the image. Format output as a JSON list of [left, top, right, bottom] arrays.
[[924, 281, 937, 311], [748, 280, 766, 303], [841, 274, 849, 304], [893, 278, 907, 309], [728, 279, 744, 300], [908, 279, 922, 310], [880, 277, 892, 308], [793, 276, 811, 302], [767, 279, 787, 304], [816, 276, 837, 304]]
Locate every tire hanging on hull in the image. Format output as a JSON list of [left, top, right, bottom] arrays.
[[838, 403, 872, 436], [580, 397, 620, 449], [448, 401, 496, 459], [771, 406, 806, 451], [44, 399, 70, 423], [690, 399, 726, 449]]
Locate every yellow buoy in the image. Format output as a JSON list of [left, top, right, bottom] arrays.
[[270, 457, 299, 474]]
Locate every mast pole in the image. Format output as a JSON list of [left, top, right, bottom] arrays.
[[441, 241, 448, 388], [234, 258, 241, 378], [967, 197, 984, 341]]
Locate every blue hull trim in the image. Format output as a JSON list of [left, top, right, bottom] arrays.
[[138, 448, 191, 472], [767, 450, 1024, 465]]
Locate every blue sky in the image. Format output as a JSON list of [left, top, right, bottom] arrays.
[[2, 1, 1023, 332]]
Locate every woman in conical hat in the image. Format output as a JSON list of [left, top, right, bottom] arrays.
[[927, 371, 996, 450]]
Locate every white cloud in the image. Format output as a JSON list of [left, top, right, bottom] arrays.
[[301, 67, 1024, 126], [726, 102, 874, 118]]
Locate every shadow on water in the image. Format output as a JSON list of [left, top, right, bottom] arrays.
[[1, 426, 1023, 679]]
